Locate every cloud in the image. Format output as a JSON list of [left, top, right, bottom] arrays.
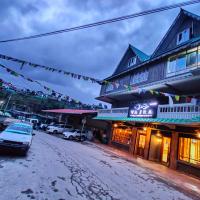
[[0, 0, 200, 105]]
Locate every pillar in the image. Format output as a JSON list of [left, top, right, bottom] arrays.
[[129, 127, 137, 154], [144, 127, 151, 160], [107, 122, 113, 145], [169, 131, 179, 169]]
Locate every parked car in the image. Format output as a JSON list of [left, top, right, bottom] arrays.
[[40, 123, 48, 131], [46, 124, 73, 134], [63, 129, 87, 140], [26, 118, 39, 124], [0, 122, 34, 155]]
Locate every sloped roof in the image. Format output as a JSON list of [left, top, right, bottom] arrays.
[[129, 45, 150, 62], [104, 35, 200, 81], [112, 44, 149, 75], [151, 9, 200, 58]]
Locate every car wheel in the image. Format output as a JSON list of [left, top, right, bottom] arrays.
[[53, 130, 58, 134], [69, 135, 73, 140]]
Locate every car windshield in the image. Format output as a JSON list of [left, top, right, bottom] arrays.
[[6, 124, 32, 135]]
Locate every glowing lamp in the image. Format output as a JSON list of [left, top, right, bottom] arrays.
[[143, 127, 147, 131], [113, 124, 118, 128]]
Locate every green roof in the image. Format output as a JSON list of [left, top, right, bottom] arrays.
[[130, 45, 150, 61], [94, 116, 200, 124]]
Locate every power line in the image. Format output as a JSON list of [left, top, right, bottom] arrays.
[[0, 0, 200, 43]]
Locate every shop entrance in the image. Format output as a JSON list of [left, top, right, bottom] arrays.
[[149, 131, 171, 166], [136, 129, 146, 157], [161, 137, 171, 164]]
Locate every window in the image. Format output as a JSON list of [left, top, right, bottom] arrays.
[[130, 70, 149, 85], [167, 57, 176, 73], [187, 51, 197, 67], [176, 54, 186, 71], [179, 137, 200, 165], [138, 135, 146, 148], [167, 46, 200, 75], [112, 127, 132, 145], [105, 83, 114, 92], [177, 28, 191, 45], [127, 57, 136, 68]]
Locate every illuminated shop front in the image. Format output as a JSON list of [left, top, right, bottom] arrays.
[[148, 130, 171, 166], [112, 124, 132, 146], [108, 119, 200, 178], [178, 135, 200, 166]]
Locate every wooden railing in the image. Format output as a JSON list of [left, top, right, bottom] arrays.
[[97, 103, 200, 119], [98, 107, 129, 117], [157, 103, 200, 119]]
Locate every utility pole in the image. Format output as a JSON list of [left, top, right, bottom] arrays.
[[80, 117, 86, 141]]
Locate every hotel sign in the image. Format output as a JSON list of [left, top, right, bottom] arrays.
[[128, 102, 158, 118]]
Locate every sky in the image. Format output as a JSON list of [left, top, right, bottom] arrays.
[[0, 0, 200, 105]]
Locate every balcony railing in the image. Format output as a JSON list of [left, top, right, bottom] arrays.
[[97, 103, 200, 120], [98, 107, 129, 117], [157, 103, 200, 119]]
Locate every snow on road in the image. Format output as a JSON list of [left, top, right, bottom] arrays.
[[0, 131, 195, 200]]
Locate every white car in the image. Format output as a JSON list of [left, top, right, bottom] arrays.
[[46, 124, 73, 134], [0, 122, 34, 155], [63, 129, 87, 140]]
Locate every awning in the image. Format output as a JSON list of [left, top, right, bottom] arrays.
[[42, 109, 97, 115], [94, 116, 200, 125]]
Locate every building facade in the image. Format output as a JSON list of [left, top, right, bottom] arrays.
[[95, 9, 200, 178]]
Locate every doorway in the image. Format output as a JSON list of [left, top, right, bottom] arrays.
[[161, 137, 171, 165], [149, 132, 171, 166], [136, 130, 146, 157]]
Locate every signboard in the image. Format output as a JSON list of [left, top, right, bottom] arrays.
[[128, 102, 158, 118]]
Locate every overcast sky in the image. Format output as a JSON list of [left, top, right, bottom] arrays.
[[0, 0, 200, 105]]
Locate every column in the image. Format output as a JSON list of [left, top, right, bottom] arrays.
[[129, 127, 137, 154], [169, 131, 179, 169], [107, 122, 113, 145], [144, 127, 151, 160]]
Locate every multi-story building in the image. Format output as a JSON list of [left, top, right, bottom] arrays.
[[95, 9, 200, 177]]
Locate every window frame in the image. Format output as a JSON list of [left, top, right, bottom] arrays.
[[127, 56, 136, 68], [177, 28, 191, 45], [178, 137, 200, 165]]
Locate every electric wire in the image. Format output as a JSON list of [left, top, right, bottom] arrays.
[[0, 0, 199, 43]]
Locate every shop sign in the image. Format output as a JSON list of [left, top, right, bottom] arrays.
[[128, 102, 158, 118]]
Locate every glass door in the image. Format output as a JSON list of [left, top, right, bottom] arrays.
[[161, 137, 171, 165], [137, 134, 146, 157]]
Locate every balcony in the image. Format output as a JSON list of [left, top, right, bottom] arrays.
[[97, 103, 200, 120], [98, 107, 129, 118], [157, 103, 200, 119]]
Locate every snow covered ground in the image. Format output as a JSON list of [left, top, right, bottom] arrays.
[[0, 131, 196, 200]]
